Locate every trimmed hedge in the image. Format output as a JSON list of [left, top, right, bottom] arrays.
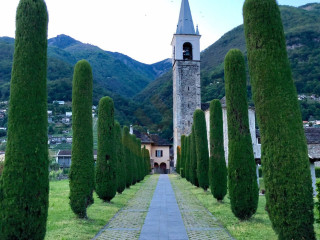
[[244, 0, 315, 238], [0, 0, 49, 238], [69, 60, 94, 218], [95, 97, 117, 202], [225, 49, 258, 220], [209, 99, 227, 201]]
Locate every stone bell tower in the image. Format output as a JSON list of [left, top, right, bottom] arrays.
[[172, 0, 201, 164]]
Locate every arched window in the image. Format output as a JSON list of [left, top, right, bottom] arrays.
[[183, 42, 193, 60]]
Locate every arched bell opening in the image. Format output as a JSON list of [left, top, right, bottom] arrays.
[[183, 42, 193, 60]]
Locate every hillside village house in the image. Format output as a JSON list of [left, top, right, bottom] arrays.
[[56, 150, 97, 168], [202, 97, 320, 195], [131, 126, 172, 174]]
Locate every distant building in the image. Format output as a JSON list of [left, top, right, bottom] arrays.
[[66, 112, 72, 117], [131, 126, 172, 174], [56, 149, 97, 168]]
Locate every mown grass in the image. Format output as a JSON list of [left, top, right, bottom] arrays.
[[171, 174, 320, 240], [45, 176, 150, 240]]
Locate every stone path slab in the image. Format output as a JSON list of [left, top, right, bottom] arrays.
[[170, 175, 234, 240], [139, 174, 189, 240], [93, 175, 159, 240]]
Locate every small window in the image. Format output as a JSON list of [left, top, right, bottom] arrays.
[[155, 150, 163, 158], [257, 137, 261, 144]]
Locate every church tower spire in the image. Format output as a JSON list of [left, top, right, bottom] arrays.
[[172, 0, 201, 165], [176, 0, 195, 35]]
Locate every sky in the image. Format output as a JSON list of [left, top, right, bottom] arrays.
[[0, 0, 319, 64]]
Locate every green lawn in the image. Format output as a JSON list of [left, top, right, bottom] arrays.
[[171, 175, 320, 240], [46, 176, 150, 240]]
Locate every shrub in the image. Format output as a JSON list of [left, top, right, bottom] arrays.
[[95, 97, 116, 202], [49, 169, 63, 181], [209, 99, 227, 202], [244, 0, 315, 237], [193, 109, 209, 191], [0, 0, 49, 238], [69, 60, 94, 218], [225, 49, 259, 220]]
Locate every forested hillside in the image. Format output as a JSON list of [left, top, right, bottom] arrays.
[[0, 34, 171, 125]]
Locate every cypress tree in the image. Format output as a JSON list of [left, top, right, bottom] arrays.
[[243, 0, 315, 237], [115, 122, 126, 194], [185, 136, 190, 181], [145, 148, 151, 175], [136, 138, 142, 182], [0, 0, 49, 238], [225, 49, 259, 220], [190, 126, 199, 187], [176, 146, 181, 174], [141, 146, 150, 176], [95, 97, 117, 202], [209, 100, 227, 202], [131, 134, 138, 185], [123, 126, 133, 188], [69, 60, 94, 218], [180, 135, 186, 177], [193, 109, 209, 191]]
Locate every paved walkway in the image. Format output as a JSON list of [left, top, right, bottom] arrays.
[[170, 175, 234, 240], [93, 174, 234, 240], [139, 175, 188, 240], [93, 175, 159, 240]]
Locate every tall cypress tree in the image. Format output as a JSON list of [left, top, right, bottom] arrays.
[[95, 97, 117, 202], [185, 136, 190, 182], [193, 109, 209, 191], [0, 0, 49, 238], [136, 138, 142, 182], [225, 49, 259, 220], [243, 0, 315, 237], [123, 126, 133, 188], [176, 146, 181, 174], [190, 126, 199, 187], [115, 122, 126, 194], [145, 148, 151, 175], [180, 135, 186, 177], [209, 99, 227, 202], [69, 60, 94, 218], [131, 134, 138, 185]]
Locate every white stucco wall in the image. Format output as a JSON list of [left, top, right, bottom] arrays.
[[205, 107, 261, 165]]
